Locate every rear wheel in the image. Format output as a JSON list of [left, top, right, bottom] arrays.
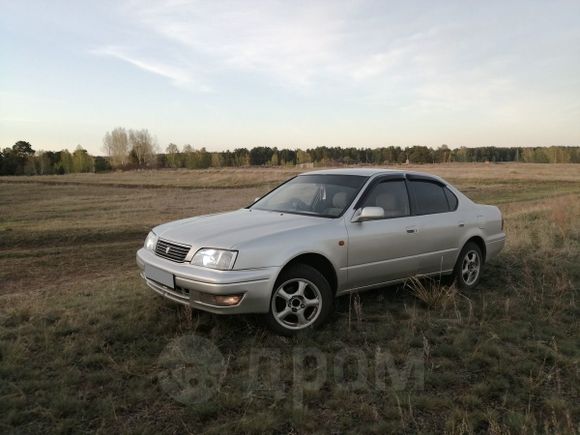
[[453, 242, 483, 290], [264, 264, 334, 336]]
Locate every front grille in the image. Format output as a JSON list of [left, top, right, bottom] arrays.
[[155, 239, 191, 263]]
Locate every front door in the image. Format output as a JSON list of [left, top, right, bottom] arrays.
[[345, 178, 421, 290]]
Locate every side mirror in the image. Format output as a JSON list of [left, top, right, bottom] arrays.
[[352, 207, 384, 222]]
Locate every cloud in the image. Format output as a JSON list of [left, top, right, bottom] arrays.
[[90, 46, 212, 92], [116, 1, 492, 96], [127, 0, 352, 89], [89, 0, 580, 117]]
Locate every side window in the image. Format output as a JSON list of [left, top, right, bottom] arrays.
[[444, 187, 458, 211], [361, 180, 410, 218], [408, 180, 449, 215]]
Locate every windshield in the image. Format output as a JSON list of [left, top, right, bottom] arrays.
[[251, 174, 368, 218]]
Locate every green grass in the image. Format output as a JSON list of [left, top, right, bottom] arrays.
[[1, 164, 579, 433]]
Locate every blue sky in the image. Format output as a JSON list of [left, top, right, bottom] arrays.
[[1, 0, 579, 154]]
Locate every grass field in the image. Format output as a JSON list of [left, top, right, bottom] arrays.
[[1, 164, 579, 434]]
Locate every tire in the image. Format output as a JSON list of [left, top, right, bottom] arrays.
[[264, 264, 334, 336], [453, 242, 483, 290], [437, 273, 455, 287]]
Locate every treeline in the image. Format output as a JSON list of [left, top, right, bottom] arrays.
[[1, 133, 580, 176], [156, 145, 580, 168], [0, 141, 107, 175]]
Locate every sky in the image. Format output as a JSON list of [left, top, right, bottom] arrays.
[[1, 0, 579, 154]]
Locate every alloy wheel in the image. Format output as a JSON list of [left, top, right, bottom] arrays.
[[461, 250, 481, 286], [271, 278, 322, 330]]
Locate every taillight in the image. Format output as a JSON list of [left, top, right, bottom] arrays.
[[501, 216, 504, 231]]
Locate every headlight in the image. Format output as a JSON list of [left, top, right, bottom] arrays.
[[191, 248, 237, 270], [144, 231, 158, 251]]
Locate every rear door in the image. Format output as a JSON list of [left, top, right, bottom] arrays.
[[406, 176, 462, 274]]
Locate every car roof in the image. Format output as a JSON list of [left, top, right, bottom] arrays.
[[302, 168, 403, 176], [301, 167, 445, 182]]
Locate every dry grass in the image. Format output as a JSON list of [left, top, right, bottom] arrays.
[[1, 163, 579, 434], [405, 276, 460, 310], [0, 182, 266, 296], [0, 167, 300, 189], [1, 162, 579, 189]]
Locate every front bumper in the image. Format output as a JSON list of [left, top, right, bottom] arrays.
[[136, 248, 279, 314]]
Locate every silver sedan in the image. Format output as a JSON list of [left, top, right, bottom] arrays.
[[137, 168, 505, 335]]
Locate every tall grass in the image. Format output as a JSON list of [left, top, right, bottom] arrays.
[[404, 276, 458, 309]]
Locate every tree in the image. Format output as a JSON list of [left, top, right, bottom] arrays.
[[453, 147, 472, 162], [434, 145, 451, 163], [165, 143, 180, 168], [36, 151, 52, 175], [270, 152, 279, 166], [279, 149, 296, 165], [0, 148, 19, 175], [129, 129, 157, 168], [296, 149, 312, 164], [211, 153, 223, 167], [407, 146, 432, 164], [182, 145, 196, 169], [13, 141, 35, 159], [72, 145, 94, 173], [0, 141, 35, 175], [57, 150, 74, 174], [250, 147, 274, 165], [233, 148, 250, 166], [102, 127, 129, 168], [94, 156, 112, 172], [199, 148, 212, 168]]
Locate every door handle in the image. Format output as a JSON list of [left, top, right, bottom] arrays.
[[458, 221, 465, 227], [406, 226, 417, 234]]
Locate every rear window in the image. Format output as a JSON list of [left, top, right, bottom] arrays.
[[444, 187, 458, 211], [408, 180, 449, 215]]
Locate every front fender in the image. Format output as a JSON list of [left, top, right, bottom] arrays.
[[232, 219, 348, 278]]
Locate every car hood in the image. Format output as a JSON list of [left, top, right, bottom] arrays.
[[153, 209, 329, 249]]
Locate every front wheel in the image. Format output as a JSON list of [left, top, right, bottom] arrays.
[[264, 264, 334, 336], [453, 242, 483, 290]]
